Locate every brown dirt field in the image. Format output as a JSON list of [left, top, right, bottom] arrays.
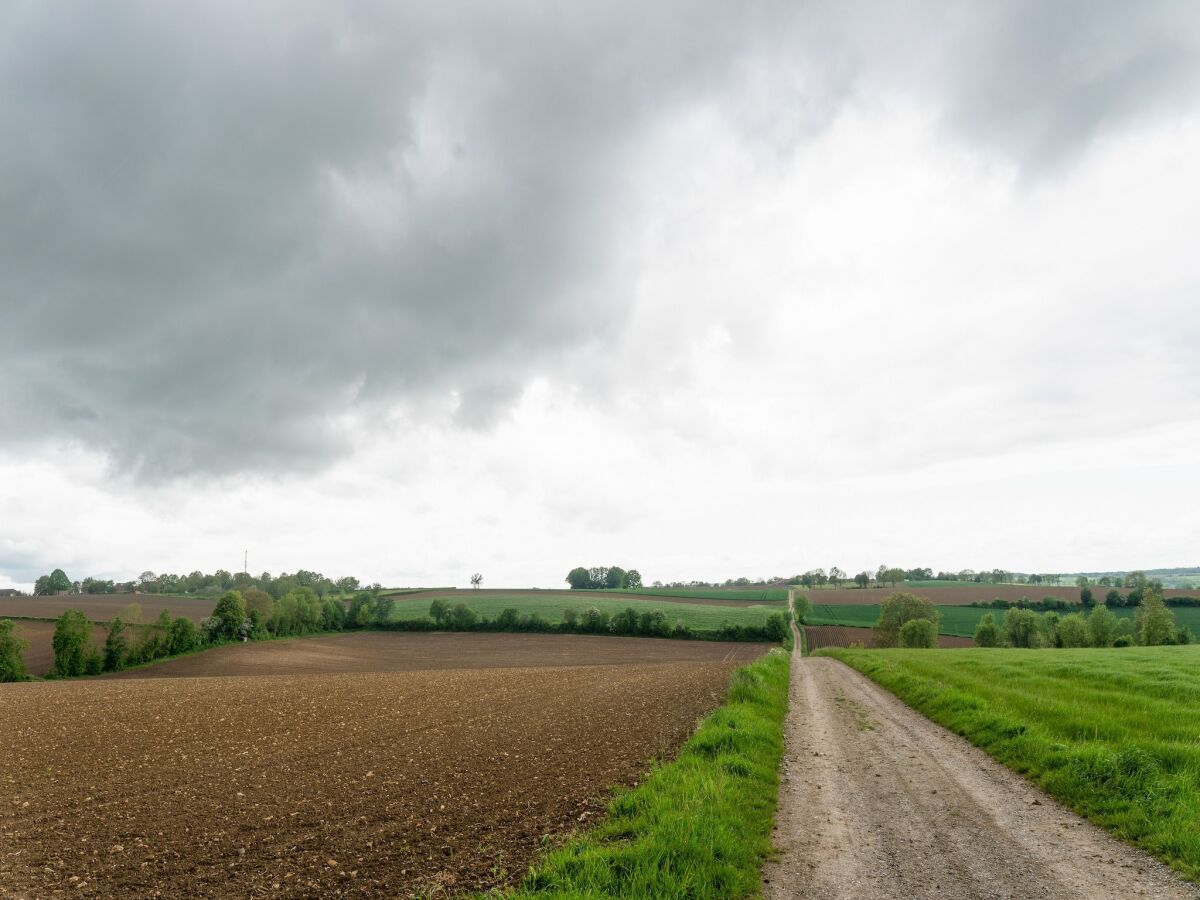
[[0, 592, 215, 623], [795, 584, 1197, 606], [803, 624, 973, 652], [108, 631, 772, 679], [389, 588, 787, 608], [7, 619, 110, 676], [0, 649, 753, 898]]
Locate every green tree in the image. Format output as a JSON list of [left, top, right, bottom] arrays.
[[336, 576, 360, 596], [624, 569, 643, 589], [52, 609, 93, 676], [875, 592, 939, 648], [446, 603, 479, 629], [853, 571, 870, 588], [0, 620, 30, 682], [429, 598, 449, 625], [1056, 612, 1089, 648], [211, 590, 247, 641], [1080, 586, 1095, 608], [899, 618, 937, 648], [1002, 608, 1043, 648], [605, 567, 627, 589], [973, 613, 1001, 647], [168, 616, 200, 654], [371, 594, 394, 626], [1086, 605, 1117, 647], [566, 567, 592, 590], [103, 617, 129, 672], [1135, 589, 1177, 646], [35, 568, 73, 596], [828, 566, 845, 587], [792, 593, 812, 623]]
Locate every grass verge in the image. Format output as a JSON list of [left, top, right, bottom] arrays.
[[500, 647, 791, 899], [818, 645, 1200, 882]]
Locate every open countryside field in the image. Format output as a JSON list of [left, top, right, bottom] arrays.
[[799, 584, 1198, 606], [819, 645, 1200, 882], [0, 592, 215, 623], [10, 619, 110, 676], [806, 603, 1200, 637], [108, 631, 772, 679], [803, 624, 973, 651], [1, 636, 762, 898], [389, 593, 781, 631], [391, 587, 787, 608]]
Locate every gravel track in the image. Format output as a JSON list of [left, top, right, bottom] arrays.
[[764, 653, 1200, 899]]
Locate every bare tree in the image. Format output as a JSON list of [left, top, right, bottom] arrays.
[[470, 573, 483, 590]]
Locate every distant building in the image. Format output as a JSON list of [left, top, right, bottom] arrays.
[[0, 588, 23, 597]]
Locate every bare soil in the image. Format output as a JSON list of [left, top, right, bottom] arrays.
[[1, 647, 753, 898], [0, 592, 214, 623], [764, 656, 1200, 899], [803, 624, 973, 651], [106, 631, 772, 679]]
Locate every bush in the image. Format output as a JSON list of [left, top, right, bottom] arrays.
[[168, 616, 200, 655], [1113, 634, 1134, 648], [765, 612, 788, 642], [52, 609, 94, 677], [1056, 612, 1089, 648], [898, 618, 937, 648], [1135, 590, 1177, 646], [973, 613, 1001, 647], [875, 592, 939, 648], [0, 620, 30, 682], [1087, 605, 1117, 647], [212, 591, 248, 641], [1002, 608, 1043, 648], [83, 645, 104, 676], [428, 598, 448, 625], [103, 617, 129, 672], [445, 603, 478, 629], [792, 593, 812, 623]]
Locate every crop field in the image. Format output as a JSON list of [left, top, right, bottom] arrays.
[[821, 645, 1200, 881], [797, 584, 1198, 606], [389, 593, 781, 632], [0, 592, 214, 623], [393, 587, 786, 608], [609, 587, 789, 602], [108, 631, 772, 679], [0, 634, 763, 898], [806, 603, 1200, 638], [803, 625, 973, 651]]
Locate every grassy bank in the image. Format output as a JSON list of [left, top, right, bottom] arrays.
[[501, 647, 791, 898], [819, 645, 1200, 882]]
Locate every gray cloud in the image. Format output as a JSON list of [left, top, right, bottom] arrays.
[[1, 1, 1197, 477]]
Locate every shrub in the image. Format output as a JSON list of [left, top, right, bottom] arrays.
[[496, 608, 521, 630], [875, 592, 939, 648], [765, 612, 788, 643], [1056, 612, 1089, 648], [445, 603, 478, 629], [52, 609, 94, 677], [562, 607, 579, 628], [1135, 590, 1177, 646], [898, 618, 937, 648], [792, 593, 812, 623], [212, 591, 247, 641], [1041, 611, 1061, 647], [1113, 617, 1136, 645], [83, 645, 104, 676], [973, 613, 1001, 647], [1113, 634, 1134, 648], [0, 620, 30, 682], [168, 616, 200, 655], [428, 598, 449, 625], [1087, 605, 1117, 647], [1002, 608, 1043, 648], [1176, 627, 1194, 645], [610, 607, 639, 635], [103, 617, 129, 672]]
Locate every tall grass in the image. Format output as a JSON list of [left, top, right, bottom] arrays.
[[501, 648, 790, 898], [820, 645, 1200, 882]]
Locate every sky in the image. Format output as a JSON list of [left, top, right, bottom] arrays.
[[2, 1, 1200, 591]]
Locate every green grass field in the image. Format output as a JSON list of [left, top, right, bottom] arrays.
[[390, 594, 780, 633], [806, 603, 1200, 638], [505, 648, 789, 898], [819, 645, 1200, 882], [607, 588, 788, 602]]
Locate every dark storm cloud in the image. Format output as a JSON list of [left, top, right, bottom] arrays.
[[1, 1, 1196, 477]]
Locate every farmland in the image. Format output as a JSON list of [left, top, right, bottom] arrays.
[[805, 602, 1200, 638], [9, 620, 111, 676], [0, 634, 764, 898], [803, 624, 973, 651], [107, 631, 772, 679], [388, 593, 781, 633], [392, 587, 787, 608], [795, 584, 1198, 606], [0, 592, 214, 623], [819, 645, 1200, 882]]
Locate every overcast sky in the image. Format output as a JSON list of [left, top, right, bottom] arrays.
[[3, 1, 1200, 591]]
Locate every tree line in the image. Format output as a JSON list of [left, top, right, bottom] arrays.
[[30, 567, 370, 599], [565, 566, 643, 590]]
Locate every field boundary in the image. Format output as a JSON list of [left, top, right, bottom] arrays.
[[501, 647, 791, 898]]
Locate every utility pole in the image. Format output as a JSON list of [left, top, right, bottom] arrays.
[[244, 550, 248, 575]]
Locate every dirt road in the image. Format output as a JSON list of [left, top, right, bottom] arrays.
[[766, 611, 1199, 897]]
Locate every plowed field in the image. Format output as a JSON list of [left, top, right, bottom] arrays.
[[0, 634, 762, 898], [8, 619, 110, 676], [804, 625, 974, 651], [107, 631, 770, 679], [0, 593, 214, 622]]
